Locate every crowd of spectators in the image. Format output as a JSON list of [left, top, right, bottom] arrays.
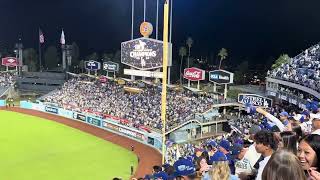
[[136, 100, 320, 180], [268, 43, 320, 92], [0, 71, 16, 87], [43, 76, 220, 131]]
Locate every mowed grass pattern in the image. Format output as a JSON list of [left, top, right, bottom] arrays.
[[0, 110, 137, 180]]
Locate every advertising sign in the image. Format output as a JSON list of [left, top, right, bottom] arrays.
[[87, 117, 102, 127], [124, 69, 163, 78], [103, 61, 119, 72], [102, 121, 145, 141], [121, 37, 172, 70], [73, 113, 86, 122], [0, 100, 6, 107], [209, 70, 234, 84], [2, 57, 19, 67], [85, 60, 101, 71], [238, 94, 272, 108], [280, 95, 287, 101], [45, 106, 58, 114], [183, 67, 205, 81]]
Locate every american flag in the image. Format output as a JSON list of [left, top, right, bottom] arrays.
[[39, 29, 45, 44]]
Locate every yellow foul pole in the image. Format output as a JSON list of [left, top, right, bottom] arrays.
[[161, 0, 169, 164]]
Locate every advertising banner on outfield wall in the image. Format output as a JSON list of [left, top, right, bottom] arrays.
[[102, 121, 145, 141], [0, 100, 6, 107], [45, 106, 58, 114], [87, 117, 102, 127], [58, 108, 74, 119], [73, 113, 86, 122]]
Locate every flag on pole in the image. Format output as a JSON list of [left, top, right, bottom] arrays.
[[39, 29, 45, 44], [60, 29, 65, 45]]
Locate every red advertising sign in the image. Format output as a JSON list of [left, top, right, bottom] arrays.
[[184, 67, 205, 81], [1, 57, 19, 67]]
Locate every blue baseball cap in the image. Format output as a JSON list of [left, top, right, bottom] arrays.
[[280, 111, 289, 117], [207, 140, 217, 148], [173, 158, 195, 177], [231, 143, 243, 157], [219, 140, 230, 151], [154, 171, 168, 180], [210, 151, 227, 162]]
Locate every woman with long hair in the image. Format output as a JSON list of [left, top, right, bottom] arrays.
[[279, 131, 298, 154], [209, 161, 237, 180], [298, 134, 320, 179], [262, 149, 306, 180]]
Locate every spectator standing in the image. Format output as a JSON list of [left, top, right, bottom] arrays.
[[254, 130, 278, 180]]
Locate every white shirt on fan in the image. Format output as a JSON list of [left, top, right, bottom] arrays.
[[256, 155, 271, 180], [235, 144, 261, 176]]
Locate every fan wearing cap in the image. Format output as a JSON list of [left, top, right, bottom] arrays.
[[233, 143, 255, 177], [173, 158, 196, 180], [234, 128, 261, 179], [218, 140, 237, 174], [299, 110, 313, 134], [279, 111, 292, 131]]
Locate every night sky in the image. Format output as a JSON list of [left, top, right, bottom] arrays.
[[1, 0, 320, 67]]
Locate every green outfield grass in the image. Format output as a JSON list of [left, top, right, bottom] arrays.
[[0, 110, 138, 180]]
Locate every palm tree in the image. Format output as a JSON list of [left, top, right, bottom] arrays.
[[179, 46, 187, 84], [218, 48, 228, 69], [186, 37, 193, 67]]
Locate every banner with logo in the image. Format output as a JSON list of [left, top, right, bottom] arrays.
[[45, 106, 59, 114], [103, 61, 119, 72], [183, 67, 205, 81], [121, 37, 172, 70], [238, 94, 272, 108], [85, 60, 101, 71], [87, 117, 102, 127], [2, 57, 19, 67], [73, 113, 86, 122], [209, 70, 234, 84], [102, 121, 145, 141]]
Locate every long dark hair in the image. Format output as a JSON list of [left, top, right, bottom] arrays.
[[280, 131, 298, 155], [262, 150, 307, 180], [299, 134, 320, 170]]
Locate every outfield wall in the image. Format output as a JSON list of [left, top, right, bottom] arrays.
[[20, 101, 162, 152], [0, 100, 6, 107]]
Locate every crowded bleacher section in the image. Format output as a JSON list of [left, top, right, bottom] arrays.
[[0, 71, 16, 87], [268, 43, 320, 92], [0, 71, 16, 96], [43, 76, 221, 131]]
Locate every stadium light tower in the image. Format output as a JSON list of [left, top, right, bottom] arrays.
[[161, 0, 169, 164]]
